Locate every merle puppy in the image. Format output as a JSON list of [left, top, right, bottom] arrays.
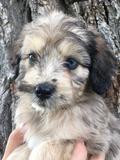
[[7, 11, 120, 160]]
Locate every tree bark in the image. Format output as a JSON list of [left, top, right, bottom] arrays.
[[0, 0, 120, 159]]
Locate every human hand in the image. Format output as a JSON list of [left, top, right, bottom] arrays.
[[2, 128, 25, 160], [71, 141, 105, 160], [2, 129, 105, 160]]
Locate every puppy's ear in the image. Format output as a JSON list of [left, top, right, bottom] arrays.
[[87, 31, 117, 95], [9, 24, 29, 81]]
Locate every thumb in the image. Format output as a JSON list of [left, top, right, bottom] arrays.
[[71, 141, 87, 160]]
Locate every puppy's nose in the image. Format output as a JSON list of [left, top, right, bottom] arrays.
[[35, 82, 55, 100]]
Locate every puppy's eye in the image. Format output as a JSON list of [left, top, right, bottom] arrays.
[[64, 58, 79, 70], [29, 52, 37, 65]]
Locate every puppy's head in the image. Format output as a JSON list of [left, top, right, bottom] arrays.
[[13, 11, 116, 111]]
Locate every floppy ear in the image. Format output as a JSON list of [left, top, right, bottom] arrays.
[[87, 32, 117, 95], [9, 23, 31, 81], [12, 23, 30, 79]]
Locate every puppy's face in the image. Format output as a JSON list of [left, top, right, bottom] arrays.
[[14, 11, 115, 111]]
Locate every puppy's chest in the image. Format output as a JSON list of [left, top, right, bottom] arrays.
[[27, 135, 44, 149], [27, 128, 80, 150], [26, 113, 89, 150]]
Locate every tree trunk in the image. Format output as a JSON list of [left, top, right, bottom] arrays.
[[0, 0, 120, 159]]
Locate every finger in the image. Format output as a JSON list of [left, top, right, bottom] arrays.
[[90, 154, 105, 160], [2, 128, 25, 160], [8, 128, 25, 147], [71, 141, 87, 160]]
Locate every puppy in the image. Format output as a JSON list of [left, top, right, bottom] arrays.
[[7, 11, 120, 160]]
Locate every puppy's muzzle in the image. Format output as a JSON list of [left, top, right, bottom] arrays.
[[35, 82, 55, 100]]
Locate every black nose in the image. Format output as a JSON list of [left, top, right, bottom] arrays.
[[35, 82, 55, 100]]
